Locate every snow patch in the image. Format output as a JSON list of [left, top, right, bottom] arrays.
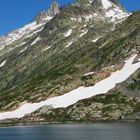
[[101, 0, 112, 9], [0, 42, 27, 57], [0, 60, 6, 68], [84, 14, 93, 21], [105, 5, 129, 22], [15, 42, 26, 48], [84, 72, 95, 76], [24, 27, 44, 39], [72, 26, 77, 29], [4, 22, 43, 46], [102, 65, 115, 70], [65, 41, 73, 48], [70, 17, 77, 21], [0, 54, 140, 120], [0, 15, 50, 48], [42, 46, 52, 52], [92, 37, 100, 43], [0, 46, 5, 51], [64, 29, 72, 37], [80, 30, 88, 37], [78, 17, 82, 22], [42, 16, 53, 21], [20, 46, 28, 53], [31, 37, 41, 46], [89, 0, 93, 4]]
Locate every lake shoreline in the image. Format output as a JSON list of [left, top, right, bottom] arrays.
[[0, 119, 140, 127], [1, 122, 140, 140]]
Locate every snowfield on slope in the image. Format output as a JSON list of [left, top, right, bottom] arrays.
[[42, 46, 52, 52], [65, 41, 73, 48], [19, 46, 28, 53], [80, 30, 88, 37], [0, 54, 140, 120], [0, 60, 6, 68], [31, 37, 41, 46], [101, 0, 112, 9], [64, 29, 72, 37], [101, 0, 129, 22], [92, 37, 101, 43], [84, 72, 95, 76]]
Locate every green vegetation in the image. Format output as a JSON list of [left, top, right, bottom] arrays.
[[0, 2, 139, 114]]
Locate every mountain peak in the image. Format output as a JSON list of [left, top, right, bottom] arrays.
[[78, 0, 121, 8], [76, 0, 128, 23], [0, 0, 60, 48], [47, 0, 60, 17], [35, 0, 60, 24]]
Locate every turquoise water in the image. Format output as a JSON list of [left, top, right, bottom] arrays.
[[0, 123, 140, 140]]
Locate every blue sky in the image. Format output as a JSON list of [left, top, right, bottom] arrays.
[[0, 0, 139, 35]]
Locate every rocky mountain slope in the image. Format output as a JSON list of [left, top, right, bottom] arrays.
[[0, 1, 59, 55], [0, 0, 139, 122]]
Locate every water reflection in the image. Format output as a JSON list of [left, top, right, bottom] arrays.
[[0, 123, 140, 140]]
